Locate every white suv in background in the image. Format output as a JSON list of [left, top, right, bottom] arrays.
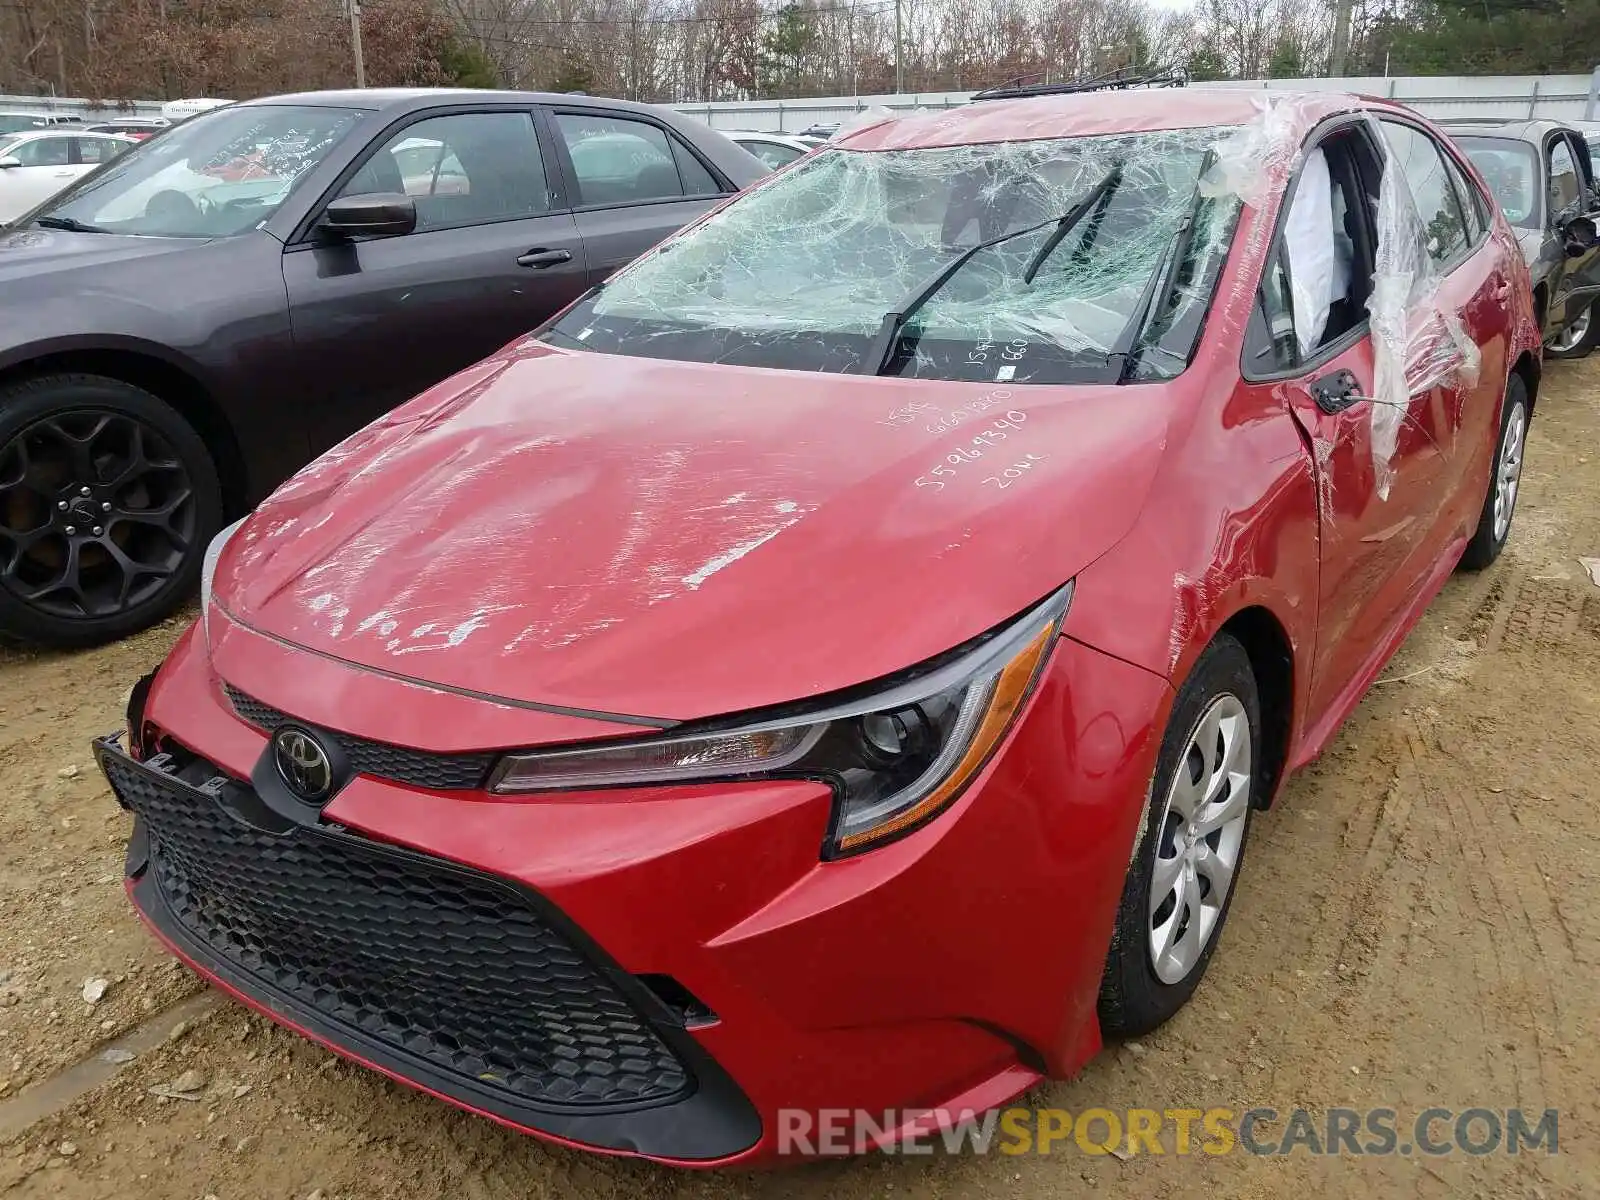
[[0, 129, 137, 222]]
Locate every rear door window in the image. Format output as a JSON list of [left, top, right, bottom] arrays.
[[74, 137, 127, 164], [556, 114, 691, 206], [1379, 122, 1469, 268], [1438, 150, 1485, 243]]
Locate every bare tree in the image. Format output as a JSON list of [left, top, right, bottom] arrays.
[[0, 0, 1359, 108]]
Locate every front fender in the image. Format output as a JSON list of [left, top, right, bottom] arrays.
[[1065, 415, 1319, 757]]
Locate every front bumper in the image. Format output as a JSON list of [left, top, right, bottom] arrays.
[[101, 620, 1171, 1166]]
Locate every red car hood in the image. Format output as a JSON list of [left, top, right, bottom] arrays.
[[217, 343, 1176, 723]]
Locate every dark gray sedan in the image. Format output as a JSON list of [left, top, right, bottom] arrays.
[[1442, 117, 1600, 359], [0, 89, 766, 647]]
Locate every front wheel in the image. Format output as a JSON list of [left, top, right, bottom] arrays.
[[0, 373, 223, 647], [1098, 633, 1259, 1038], [1459, 374, 1528, 571], [1545, 300, 1599, 360]]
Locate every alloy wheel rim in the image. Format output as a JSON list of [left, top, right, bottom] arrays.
[[1491, 403, 1526, 544], [0, 411, 196, 619], [1551, 309, 1591, 352], [1147, 693, 1252, 985]]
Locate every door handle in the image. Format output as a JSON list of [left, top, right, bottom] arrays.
[[1309, 368, 1369, 414], [516, 248, 572, 269]]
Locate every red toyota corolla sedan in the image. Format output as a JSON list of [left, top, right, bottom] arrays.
[[96, 88, 1539, 1165]]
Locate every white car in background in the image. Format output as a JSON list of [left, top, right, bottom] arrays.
[[723, 130, 815, 171], [0, 129, 137, 222], [83, 117, 172, 141], [0, 111, 84, 136], [389, 136, 471, 196]]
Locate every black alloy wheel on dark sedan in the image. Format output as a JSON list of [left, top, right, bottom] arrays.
[[0, 374, 222, 647]]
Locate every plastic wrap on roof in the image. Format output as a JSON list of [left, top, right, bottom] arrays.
[[1199, 95, 1310, 210], [837, 105, 896, 137], [1364, 114, 1481, 499]]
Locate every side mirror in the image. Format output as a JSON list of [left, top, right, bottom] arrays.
[[320, 192, 416, 239], [0, 156, 20, 170], [1562, 214, 1598, 257]]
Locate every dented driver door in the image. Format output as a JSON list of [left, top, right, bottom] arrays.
[[1281, 339, 1442, 728], [1245, 125, 1447, 733]]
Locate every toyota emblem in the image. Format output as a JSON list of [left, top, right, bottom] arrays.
[[273, 727, 333, 802]]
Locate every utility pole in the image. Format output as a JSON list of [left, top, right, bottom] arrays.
[[349, 0, 366, 89], [1329, 0, 1352, 77], [894, 0, 903, 95]]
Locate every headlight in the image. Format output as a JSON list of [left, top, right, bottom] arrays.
[[199, 517, 245, 647], [489, 583, 1072, 856]]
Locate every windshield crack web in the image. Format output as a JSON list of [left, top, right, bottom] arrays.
[[576, 126, 1242, 384]]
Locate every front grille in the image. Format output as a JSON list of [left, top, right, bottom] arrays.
[[222, 684, 496, 790], [101, 748, 693, 1112]]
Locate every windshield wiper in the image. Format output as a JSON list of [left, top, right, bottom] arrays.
[[34, 215, 111, 234], [861, 163, 1124, 376], [1021, 165, 1123, 283], [1104, 151, 1215, 383]]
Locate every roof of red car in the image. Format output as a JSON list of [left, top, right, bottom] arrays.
[[838, 88, 1375, 151]]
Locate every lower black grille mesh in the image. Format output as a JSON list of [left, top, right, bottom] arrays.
[[102, 749, 692, 1111], [222, 683, 495, 791]]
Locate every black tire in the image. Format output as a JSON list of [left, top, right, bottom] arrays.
[[1544, 299, 1599, 361], [0, 373, 222, 648], [1098, 633, 1260, 1038], [1459, 374, 1528, 571]]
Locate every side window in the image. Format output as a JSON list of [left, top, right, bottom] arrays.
[[1439, 150, 1485, 243], [1380, 121, 1469, 268], [669, 136, 722, 195], [1272, 133, 1378, 365], [1548, 136, 1580, 216], [75, 137, 126, 164], [556, 113, 686, 206], [12, 136, 71, 167], [1247, 127, 1383, 375], [337, 112, 550, 232], [744, 141, 804, 170]]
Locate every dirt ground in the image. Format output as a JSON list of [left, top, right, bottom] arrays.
[[2, 359, 1598, 1200]]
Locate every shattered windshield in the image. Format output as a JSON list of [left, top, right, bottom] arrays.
[[543, 128, 1240, 384], [36, 104, 362, 237]]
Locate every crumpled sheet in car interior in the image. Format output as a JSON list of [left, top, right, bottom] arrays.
[[1281, 147, 1350, 356]]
